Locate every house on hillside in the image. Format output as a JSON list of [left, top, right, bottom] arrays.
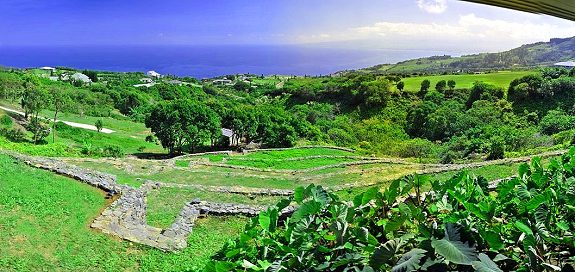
[[221, 128, 238, 145], [39, 66, 56, 72], [147, 71, 162, 78], [140, 78, 154, 83], [71, 73, 92, 84], [213, 79, 233, 86]]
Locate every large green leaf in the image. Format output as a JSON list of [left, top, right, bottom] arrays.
[[479, 230, 504, 251], [391, 248, 426, 272], [431, 239, 477, 265], [370, 238, 403, 269], [514, 221, 533, 236], [471, 253, 504, 272], [362, 187, 379, 206], [290, 200, 322, 222], [294, 187, 305, 203]]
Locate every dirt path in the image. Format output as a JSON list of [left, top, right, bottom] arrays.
[[0, 106, 115, 134]]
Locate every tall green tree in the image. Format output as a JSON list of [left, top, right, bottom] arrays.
[[435, 80, 447, 92], [447, 79, 456, 90], [49, 87, 71, 143], [21, 78, 48, 120], [145, 100, 221, 154]]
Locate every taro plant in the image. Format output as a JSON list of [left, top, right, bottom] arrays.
[[207, 148, 575, 271]]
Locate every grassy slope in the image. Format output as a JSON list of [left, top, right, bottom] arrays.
[[0, 154, 246, 271], [401, 70, 535, 91], [0, 101, 165, 156]]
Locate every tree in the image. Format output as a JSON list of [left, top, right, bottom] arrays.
[[21, 78, 48, 120], [26, 118, 50, 144], [420, 79, 431, 92], [95, 120, 104, 133], [82, 70, 99, 82], [49, 86, 71, 143], [435, 80, 447, 92], [419, 79, 431, 98], [448, 80, 456, 90], [0, 73, 22, 101], [397, 81, 405, 91], [361, 78, 392, 107], [145, 100, 221, 154]]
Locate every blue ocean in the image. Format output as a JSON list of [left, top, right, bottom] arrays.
[[0, 45, 452, 79]]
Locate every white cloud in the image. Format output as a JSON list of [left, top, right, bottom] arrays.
[[417, 0, 447, 14], [294, 13, 575, 52]]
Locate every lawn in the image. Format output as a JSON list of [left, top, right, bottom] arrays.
[[0, 154, 247, 271], [0, 101, 165, 156], [401, 70, 536, 91], [146, 187, 282, 228]]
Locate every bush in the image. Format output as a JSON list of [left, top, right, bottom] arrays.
[[0, 115, 13, 127], [102, 145, 124, 158], [540, 110, 575, 135], [0, 127, 26, 142], [395, 138, 437, 158], [487, 136, 505, 160]]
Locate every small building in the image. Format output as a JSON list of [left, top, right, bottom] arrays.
[[554, 61, 575, 68], [39, 66, 56, 71], [147, 71, 162, 78], [140, 78, 154, 83], [213, 79, 233, 86], [166, 80, 183, 86], [221, 128, 234, 138], [70, 73, 92, 84]]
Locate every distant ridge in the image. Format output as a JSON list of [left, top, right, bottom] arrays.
[[358, 36, 575, 75]]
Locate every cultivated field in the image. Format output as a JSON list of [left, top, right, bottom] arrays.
[[0, 146, 561, 270]]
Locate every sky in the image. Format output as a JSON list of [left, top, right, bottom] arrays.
[[2, 0, 575, 54]]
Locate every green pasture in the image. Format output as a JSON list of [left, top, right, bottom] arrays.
[[401, 70, 535, 91]]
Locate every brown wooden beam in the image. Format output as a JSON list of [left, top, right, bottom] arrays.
[[459, 0, 575, 21]]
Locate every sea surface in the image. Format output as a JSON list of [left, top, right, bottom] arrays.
[[0, 45, 453, 79]]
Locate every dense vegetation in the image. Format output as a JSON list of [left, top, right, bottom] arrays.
[[209, 149, 575, 271], [2, 64, 575, 163]]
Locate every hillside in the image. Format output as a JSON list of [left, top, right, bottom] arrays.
[[360, 37, 575, 74]]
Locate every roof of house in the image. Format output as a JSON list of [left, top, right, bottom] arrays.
[[71, 73, 92, 83], [147, 71, 161, 77], [40, 66, 56, 70], [221, 128, 234, 138]]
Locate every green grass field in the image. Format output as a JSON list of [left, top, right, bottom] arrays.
[[0, 103, 165, 156], [146, 187, 282, 228], [401, 70, 535, 91], [0, 154, 247, 271]]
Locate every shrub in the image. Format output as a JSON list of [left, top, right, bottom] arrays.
[[0, 115, 13, 127], [487, 136, 505, 160], [0, 127, 26, 142], [102, 145, 124, 158], [540, 110, 575, 135]]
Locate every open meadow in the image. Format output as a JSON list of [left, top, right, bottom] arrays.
[[400, 70, 536, 91]]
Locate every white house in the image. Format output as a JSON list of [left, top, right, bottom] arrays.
[[39, 66, 56, 71], [140, 78, 154, 83], [71, 73, 92, 84], [213, 79, 233, 86], [147, 71, 162, 78]]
